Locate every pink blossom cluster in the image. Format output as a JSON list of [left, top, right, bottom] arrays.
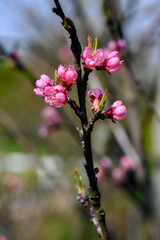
[[88, 88, 127, 122], [102, 38, 126, 58], [111, 156, 135, 185], [82, 47, 122, 74], [108, 39, 126, 53], [34, 64, 78, 108], [38, 106, 61, 138], [96, 155, 135, 185]]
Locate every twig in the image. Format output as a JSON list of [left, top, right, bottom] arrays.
[[53, 1, 110, 239]]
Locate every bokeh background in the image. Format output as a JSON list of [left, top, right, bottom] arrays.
[[0, 0, 160, 239]]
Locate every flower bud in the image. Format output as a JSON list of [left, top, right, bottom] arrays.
[[58, 64, 78, 84], [105, 100, 127, 122], [88, 88, 104, 111]]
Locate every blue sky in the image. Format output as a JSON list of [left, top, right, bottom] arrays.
[[0, 0, 160, 52]]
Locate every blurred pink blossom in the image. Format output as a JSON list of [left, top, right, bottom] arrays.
[[58, 44, 73, 61], [0, 235, 8, 240], [120, 156, 135, 171], [110, 167, 127, 185], [95, 164, 106, 182], [99, 156, 112, 169], [38, 124, 50, 138], [108, 39, 126, 54], [41, 106, 61, 126]]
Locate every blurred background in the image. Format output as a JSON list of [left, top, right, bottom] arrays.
[[0, 0, 160, 239]]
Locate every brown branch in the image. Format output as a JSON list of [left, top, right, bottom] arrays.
[[53, 1, 110, 239]]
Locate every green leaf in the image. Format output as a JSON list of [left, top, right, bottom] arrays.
[[93, 37, 98, 52], [98, 89, 108, 111], [73, 167, 85, 195]]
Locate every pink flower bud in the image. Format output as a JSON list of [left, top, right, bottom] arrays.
[[105, 100, 127, 122], [82, 46, 104, 69], [88, 88, 104, 111], [99, 156, 112, 169], [34, 75, 53, 96], [103, 51, 122, 74], [108, 40, 117, 51], [44, 85, 67, 108], [38, 124, 50, 138], [35, 75, 53, 89], [110, 167, 127, 185], [108, 39, 126, 53], [58, 64, 78, 84], [117, 39, 126, 52], [120, 156, 135, 171], [41, 106, 61, 126], [95, 164, 106, 182]]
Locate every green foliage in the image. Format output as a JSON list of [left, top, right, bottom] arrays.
[[99, 89, 108, 111]]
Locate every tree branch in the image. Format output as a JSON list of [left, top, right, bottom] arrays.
[[53, 1, 110, 239]]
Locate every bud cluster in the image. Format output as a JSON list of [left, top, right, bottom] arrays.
[[82, 36, 123, 74], [34, 36, 127, 124], [34, 64, 78, 108]]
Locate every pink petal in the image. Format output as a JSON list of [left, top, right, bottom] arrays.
[[112, 100, 122, 108], [34, 88, 44, 96]]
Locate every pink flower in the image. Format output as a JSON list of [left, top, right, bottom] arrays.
[[105, 100, 127, 122], [110, 167, 127, 185], [117, 39, 126, 51], [34, 75, 53, 96], [88, 88, 104, 111], [38, 124, 50, 138], [103, 51, 122, 74], [41, 106, 61, 126], [44, 85, 67, 108], [108, 39, 126, 53], [0, 235, 8, 240], [120, 156, 135, 171], [82, 46, 104, 69], [99, 156, 112, 169], [95, 164, 106, 182], [58, 64, 78, 84], [108, 40, 117, 51]]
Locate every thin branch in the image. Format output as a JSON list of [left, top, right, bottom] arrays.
[[86, 111, 103, 135], [67, 97, 82, 118], [53, 1, 110, 239]]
